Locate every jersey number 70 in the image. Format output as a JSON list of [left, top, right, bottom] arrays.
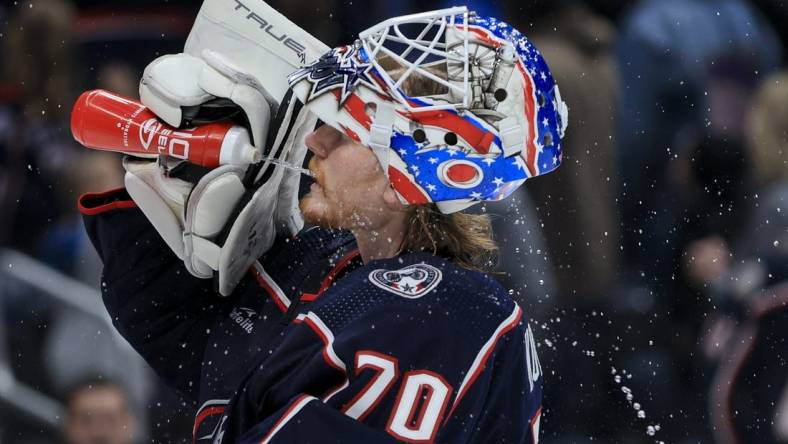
[[340, 351, 453, 443]]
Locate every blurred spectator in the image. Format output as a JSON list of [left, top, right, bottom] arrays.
[[0, 0, 80, 252], [38, 149, 123, 284], [5, 0, 76, 122], [0, 0, 80, 427], [96, 61, 139, 99], [0, 2, 192, 443], [645, 51, 771, 444], [737, 70, 788, 275], [513, 1, 620, 306], [63, 376, 137, 444], [610, 15, 783, 438], [686, 70, 788, 444], [616, 0, 782, 289], [683, 71, 788, 334]]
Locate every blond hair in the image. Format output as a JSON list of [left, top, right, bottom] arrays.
[[385, 61, 498, 271], [401, 205, 498, 271], [746, 71, 788, 184]]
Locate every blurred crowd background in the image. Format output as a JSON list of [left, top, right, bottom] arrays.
[[0, 0, 786, 443]]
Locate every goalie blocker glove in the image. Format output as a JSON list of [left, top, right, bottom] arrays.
[[130, 0, 331, 294], [124, 90, 315, 296]]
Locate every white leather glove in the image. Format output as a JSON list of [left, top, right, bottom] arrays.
[[140, 0, 328, 130], [123, 157, 247, 282], [124, 93, 315, 296], [130, 0, 328, 295]]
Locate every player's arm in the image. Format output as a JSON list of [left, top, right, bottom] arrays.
[[74, 0, 331, 403], [80, 188, 236, 400]]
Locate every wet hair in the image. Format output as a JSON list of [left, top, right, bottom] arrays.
[[401, 204, 498, 271]]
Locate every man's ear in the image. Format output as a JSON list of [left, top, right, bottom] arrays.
[[382, 186, 406, 212]]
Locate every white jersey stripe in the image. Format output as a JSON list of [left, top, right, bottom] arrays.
[[302, 312, 351, 403], [195, 398, 230, 415], [445, 304, 523, 423], [322, 379, 350, 403], [253, 262, 291, 309], [305, 312, 347, 372], [258, 394, 317, 444]]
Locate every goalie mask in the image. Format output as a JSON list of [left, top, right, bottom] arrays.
[[288, 7, 568, 213]]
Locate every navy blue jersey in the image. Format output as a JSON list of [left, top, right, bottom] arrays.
[[80, 189, 543, 443]]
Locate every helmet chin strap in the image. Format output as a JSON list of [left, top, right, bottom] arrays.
[[498, 116, 526, 158], [368, 102, 396, 176]]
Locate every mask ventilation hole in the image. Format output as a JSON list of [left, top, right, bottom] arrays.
[[537, 92, 545, 107], [444, 132, 458, 146], [364, 102, 377, 118], [543, 132, 553, 147], [494, 89, 508, 102], [413, 129, 427, 143]]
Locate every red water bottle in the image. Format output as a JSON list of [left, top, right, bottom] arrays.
[[70, 90, 260, 167]]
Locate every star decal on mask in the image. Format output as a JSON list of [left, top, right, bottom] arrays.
[[288, 45, 375, 105], [335, 56, 375, 104]]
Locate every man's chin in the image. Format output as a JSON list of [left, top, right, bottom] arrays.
[[299, 195, 335, 228]]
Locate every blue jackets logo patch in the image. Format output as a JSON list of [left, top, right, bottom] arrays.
[[368, 264, 442, 299]]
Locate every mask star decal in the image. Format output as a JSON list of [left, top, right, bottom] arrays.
[[288, 46, 376, 106]]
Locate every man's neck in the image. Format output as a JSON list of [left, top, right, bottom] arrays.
[[352, 219, 407, 264]]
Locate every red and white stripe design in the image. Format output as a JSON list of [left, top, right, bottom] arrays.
[[192, 399, 229, 442], [530, 407, 542, 443], [388, 165, 431, 204], [403, 107, 498, 155], [258, 394, 317, 444], [252, 262, 291, 313], [293, 312, 351, 402], [515, 61, 540, 177], [301, 312, 347, 373], [444, 304, 523, 423], [337, 91, 372, 130]]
